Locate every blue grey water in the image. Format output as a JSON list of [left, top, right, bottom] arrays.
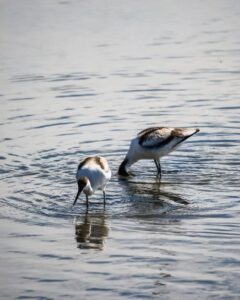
[[0, 0, 240, 299]]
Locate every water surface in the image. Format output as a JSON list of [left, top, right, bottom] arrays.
[[1, 1, 240, 299]]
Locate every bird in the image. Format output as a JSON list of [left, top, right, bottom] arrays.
[[118, 127, 199, 178], [73, 156, 111, 208]]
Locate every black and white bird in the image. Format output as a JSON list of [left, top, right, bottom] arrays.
[[118, 127, 199, 178], [73, 156, 111, 208]]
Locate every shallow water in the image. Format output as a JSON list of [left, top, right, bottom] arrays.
[[1, 0, 240, 299]]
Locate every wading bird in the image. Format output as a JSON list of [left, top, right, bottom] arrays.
[[118, 127, 199, 178], [73, 156, 111, 208]]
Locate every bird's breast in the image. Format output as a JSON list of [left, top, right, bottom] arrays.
[[77, 167, 108, 191]]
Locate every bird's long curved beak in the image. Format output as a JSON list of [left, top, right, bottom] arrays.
[[73, 183, 85, 206]]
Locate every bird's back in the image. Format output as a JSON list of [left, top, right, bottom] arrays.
[[137, 127, 199, 148], [76, 156, 111, 191], [130, 127, 199, 159]]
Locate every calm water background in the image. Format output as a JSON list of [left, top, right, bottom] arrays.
[[1, 1, 240, 299]]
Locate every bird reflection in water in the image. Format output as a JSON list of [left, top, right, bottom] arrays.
[[119, 177, 188, 216], [74, 212, 109, 250]]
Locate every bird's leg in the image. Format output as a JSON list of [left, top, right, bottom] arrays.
[[86, 195, 89, 208], [158, 161, 162, 179], [103, 190, 106, 206], [154, 159, 162, 178], [154, 159, 158, 171], [154, 159, 160, 174]]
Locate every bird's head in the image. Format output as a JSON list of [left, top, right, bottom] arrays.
[[118, 158, 130, 177], [73, 176, 91, 206]]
